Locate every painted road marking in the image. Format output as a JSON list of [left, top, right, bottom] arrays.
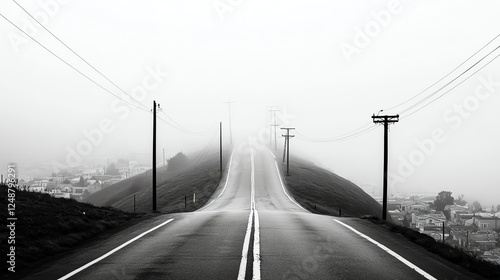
[[333, 219, 437, 280], [58, 219, 174, 280], [273, 161, 308, 213], [238, 148, 261, 280], [196, 148, 236, 212], [217, 148, 236, 198]]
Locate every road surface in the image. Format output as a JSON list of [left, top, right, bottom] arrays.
[[27, 144, 482, 279]]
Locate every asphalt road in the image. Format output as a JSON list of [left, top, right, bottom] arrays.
[[27, 144, 483, 279]]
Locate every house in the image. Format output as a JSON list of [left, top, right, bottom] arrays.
[[452, 229, 498, 251], [466, 215, 500, 230], [413, 210, 447, 229], [59, 184, 73, 194], [401, 201, 429, 212], [444, 204, 471, 223], [389, 210, 409, 226], [82, 169, 98, 179], [50, 190, 71, 199], [456, 213, 475, 225]]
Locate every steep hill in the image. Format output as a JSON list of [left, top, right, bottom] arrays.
[[281, 156, 385, 219], [85, 150, 224, 213]]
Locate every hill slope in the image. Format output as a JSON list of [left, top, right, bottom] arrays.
[[85, 151, 224, 213], [281, 156, 385, 219], [0, 187, 141, 279]]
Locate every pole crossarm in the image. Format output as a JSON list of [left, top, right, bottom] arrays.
[[372, 114, 399, 124]]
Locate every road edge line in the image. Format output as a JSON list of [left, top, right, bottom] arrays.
[[58, 218, 174, 280], [333, 219, 437, 280], [273, 161, 308, 213]]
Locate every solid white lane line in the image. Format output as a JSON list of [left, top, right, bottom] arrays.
[[267, 148, 276, 159], [217, 148, 236, 198], [273, 161, 308, 213], [196, 148, 235, 212], [333, 219, 437, 280], [238, 148, 262, 280], [196, 200, 215, 212], [253, 209, 261, 280], [237, 209, 254, 280], [250, 149, 261, 280], [58, 219, 174, 280]]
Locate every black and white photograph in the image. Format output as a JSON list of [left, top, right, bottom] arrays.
[[1, 1, 500, 279]]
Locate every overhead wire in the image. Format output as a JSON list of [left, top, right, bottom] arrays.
[[0, 14, 149, 113], [383, 33, 500, 113], [12, 0, 151, 112], [401, 51, 500, 120], [398, 43, 500, 116], [159, 110, 218, 136]]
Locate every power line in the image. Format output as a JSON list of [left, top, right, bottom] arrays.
[[401, 50, 500, 120], [12, 0, 151, 112], [399, 43, 500, 116], [296, 123, 377, 143], [158, 110, 217, 136], [384, 33, 500, 112], [0, 14, 149, 113]]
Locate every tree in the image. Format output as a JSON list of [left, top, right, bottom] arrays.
[[434, 191, 454, 212], [167, 152, 189, 172], [78, 176, 85, 187], [497, 204, 500, 212], [106, 163, 120, 175], [472, 201, 482, 212], [455, 194, 467, 206], [402, 215, 410, 227]]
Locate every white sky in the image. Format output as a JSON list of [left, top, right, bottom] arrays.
[[1, 0, 499, 207]]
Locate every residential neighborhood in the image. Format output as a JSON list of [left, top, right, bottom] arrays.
[[388, 194, 500, 265], [7, 159, 150, 201]]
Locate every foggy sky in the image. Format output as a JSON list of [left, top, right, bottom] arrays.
[[1, 0, 499, 207]]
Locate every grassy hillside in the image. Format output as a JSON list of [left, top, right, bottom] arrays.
[[0, 187, 141, 279], [281, 156, 385, 219], [85, 150, 224, 213]]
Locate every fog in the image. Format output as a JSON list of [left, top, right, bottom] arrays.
[[1, 1, 499, 207]]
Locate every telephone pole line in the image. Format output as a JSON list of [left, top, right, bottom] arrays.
[[219, 122, 223, 179], [269, 108, 280, 150], [224, 102, 234, 146], [152, 100, 160, 212], [281, 127, 295, 176], [372, 114, 399, 221]]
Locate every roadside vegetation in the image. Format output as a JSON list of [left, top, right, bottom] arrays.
[[85, 151, 224, 213], [362, 215, 500, 279], [281, 156, 384, 219], [278, 155, 500, 279], [1, 150, 224, 279], [0, 185, 142, 279]]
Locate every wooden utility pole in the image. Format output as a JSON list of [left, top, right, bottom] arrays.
[[282, 137, 287, 163], [224, 102, 234, 146], [372, 114, 399, 220], [220, 122, 223, 179], [269, 108, 280, 150], [152, 100, 159, 212], [281, 127, 295, 176]]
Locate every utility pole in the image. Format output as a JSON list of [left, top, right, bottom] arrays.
[[163, 148, 166, 166], [282, 137, 287, 163], [224, 102, 234, 147], [281, 127, 295, 176], [220, 122, 223, 179], [269, 108, 280, 150], [372, 114, 399, 221], [152, 100, 160, 212]]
